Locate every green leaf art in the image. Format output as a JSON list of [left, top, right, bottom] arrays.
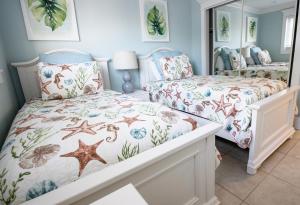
[[117, 141, 140, 162], [0, 169, 31, 205], [151, 120, 171, 146], [147, 5, 166, 36], [219, 16, 229, 38], [11, 128, 52, 159], [27, 0, 67, 31], [249, 20, 257, 37]]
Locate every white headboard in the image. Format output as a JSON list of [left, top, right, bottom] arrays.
[[138, 47, 174, 89], [11, 49, 111, 102]]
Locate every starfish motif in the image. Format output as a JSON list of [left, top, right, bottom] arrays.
[[183, 117, 197, 130], [40, 80, 51, 95], [60, 140, 107, 177], [213, 95, 231, 116], [163, 88, 173, 99], [233, 120, 241, 132], [93, 73, 103, 90], [61, 120, 102, 140], [16, 114, 46, 125], [59, 64, 72, 72], [226, 105, 240, 118], [117, 115, 145, 127], [175, 90, 181, 100], [10, 125, 34, 136]]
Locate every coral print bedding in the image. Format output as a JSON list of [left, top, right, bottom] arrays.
[[38, 61, 104, 100], [0, 91, 201, 205], [145, 75, 287, 148]]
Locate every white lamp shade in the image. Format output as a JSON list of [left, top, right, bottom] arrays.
[[113, 51, 138, 70]]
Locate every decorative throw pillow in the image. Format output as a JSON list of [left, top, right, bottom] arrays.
[[215, 56, 225, 71], [159, 54, 194, 80], [229, 52, 247, 70], [258, 50, 272, 65], [38, 61, 104, 100], [245, 57, 255, 65], [152, 50, 182, 79], [250, 47, 262, 65], [220, 48, 232, 70]]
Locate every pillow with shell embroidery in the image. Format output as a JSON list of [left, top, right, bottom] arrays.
[[159, 54, 194, 81], [38, 61, 104, 100], [258, 50, 272, 65]]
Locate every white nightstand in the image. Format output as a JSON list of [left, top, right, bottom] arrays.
[[90, 184, 148, 205], [125, 90, 150, 102]]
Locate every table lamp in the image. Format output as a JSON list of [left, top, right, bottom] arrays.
[[113, 51, 138, 94]]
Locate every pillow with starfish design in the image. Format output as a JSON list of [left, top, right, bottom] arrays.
[[38, 61, 104, 100]]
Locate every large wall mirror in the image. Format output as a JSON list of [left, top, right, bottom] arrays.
[[210, 0, 298, 85]]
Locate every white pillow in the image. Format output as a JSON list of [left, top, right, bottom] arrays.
[[258, 50, 272, 65], [229, 52, 247, 70], [215, 56, 225, 71]]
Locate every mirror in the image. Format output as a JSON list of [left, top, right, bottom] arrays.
[[210, 0, 297, 84]]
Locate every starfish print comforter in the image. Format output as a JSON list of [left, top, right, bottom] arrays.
[[0, 90, 206, 205], [145, 75, 287, 148]]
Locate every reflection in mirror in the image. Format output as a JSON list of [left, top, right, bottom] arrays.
[[210, 0, 297, 84], [241, 0, 296, 83], [210, 1, 244, 76]]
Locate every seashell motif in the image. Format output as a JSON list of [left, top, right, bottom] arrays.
[[26, 180, 58, 200], [84, 84, 97, 95], [130, 128, 147, 139], [43, 70, 53, 79], [48, 93, 63, 100]]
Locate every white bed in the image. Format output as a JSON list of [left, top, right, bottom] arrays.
[[10, 49, 222, 205], [139, 47, 300, 175]]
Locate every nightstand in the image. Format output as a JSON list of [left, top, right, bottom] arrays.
[[90, 184, 148, 205], [125, 90, 150, 102]]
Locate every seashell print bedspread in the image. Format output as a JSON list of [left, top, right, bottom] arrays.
[[145, 75, 287, 148], [0, 90, 206, 205]]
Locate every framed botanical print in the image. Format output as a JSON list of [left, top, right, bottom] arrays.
[[216, 10, 231, 42], [246, 16, 258, 43], [20, 0, 79, 41], [139, 0, 169, 42]]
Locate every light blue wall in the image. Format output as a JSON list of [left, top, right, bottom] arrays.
[[0, 0, 201, 105], [0, 33, 18, 146], [257, 11, 290, 62], [191, 0, 202, 75]]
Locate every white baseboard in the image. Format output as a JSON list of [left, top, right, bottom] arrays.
[[295, 116, 300, 130]]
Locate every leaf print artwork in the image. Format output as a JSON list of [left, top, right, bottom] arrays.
[[19, 144, 60, 169], [147, 6, 166, 36], [27, 0, 67, 31], [118, 141, 140, 162], [0, 169, 31, 205], [26, 180, 58, 201], [249, 20, 257, 37]]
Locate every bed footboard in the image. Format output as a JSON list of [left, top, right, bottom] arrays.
[[24, 123, 221, 205], [247, 86, 300, 175]]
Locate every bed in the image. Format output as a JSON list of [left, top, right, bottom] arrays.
[[139, 47, 299, 175], [5, 49, 222, 205], [214, 47, 289, 83]]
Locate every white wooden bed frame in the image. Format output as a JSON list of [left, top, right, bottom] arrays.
[[11, 49, 222, 205], [139, 47, 300, 175]]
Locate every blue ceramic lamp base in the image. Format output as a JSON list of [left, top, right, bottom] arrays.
[[122, 71, 134, 94]]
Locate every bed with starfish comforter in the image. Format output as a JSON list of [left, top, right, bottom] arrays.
[[0, 90, 206, 205], [145, 75, 287, 148]]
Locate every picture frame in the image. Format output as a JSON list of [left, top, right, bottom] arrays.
[[216, 10, 231, 42], [246, 16, 258, 43], [20, 0, 79, 41], [139, 0, 169, 42]]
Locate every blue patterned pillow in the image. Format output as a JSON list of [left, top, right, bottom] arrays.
[[220, 48, 234, 70], [250, 47, 262, 65], [152, 50, 182, 79]]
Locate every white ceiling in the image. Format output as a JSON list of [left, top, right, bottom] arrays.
[[244, 0, 296, 10]]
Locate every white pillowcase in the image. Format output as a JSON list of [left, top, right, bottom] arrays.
[[258, 50, 272, 65], [38, 61, 104, 100], [229, 52, 247, 70]]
